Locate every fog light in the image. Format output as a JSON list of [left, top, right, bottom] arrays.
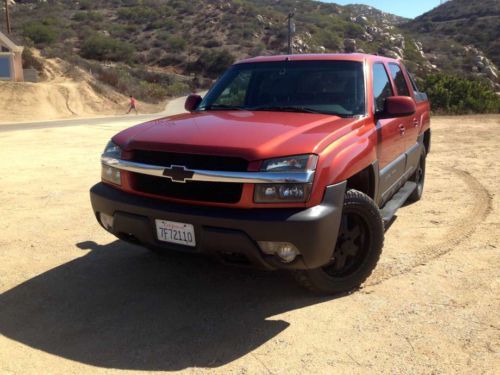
[[258, 241, 300, 263], [101, 164, 121, 185], [99, 213, 114, 231], [254, 183, 311, 203]]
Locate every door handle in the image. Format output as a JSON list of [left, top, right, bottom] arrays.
[[399, 124, 406, 135], [413, 119, 420, 127]]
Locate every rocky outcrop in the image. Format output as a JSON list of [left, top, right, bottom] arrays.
[[344, 4, 408, 25], [465, 46, 499, 88], [344, 38, 357, 53]]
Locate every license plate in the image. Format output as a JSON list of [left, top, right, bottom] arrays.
[[155, 219, 196, 247]]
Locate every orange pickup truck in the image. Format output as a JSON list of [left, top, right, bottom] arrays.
[[91, 53, 431, 294]]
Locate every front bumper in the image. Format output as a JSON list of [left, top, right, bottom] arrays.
[[89, 182, 346, 270]]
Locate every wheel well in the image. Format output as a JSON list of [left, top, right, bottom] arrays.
[[346, 165, 376, 199], [423, 129, 431, 154]]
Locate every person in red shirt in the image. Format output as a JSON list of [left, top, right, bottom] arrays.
[[127, 95, 138, 114]]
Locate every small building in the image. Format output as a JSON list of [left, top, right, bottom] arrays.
[[0, 31, 24, 82]]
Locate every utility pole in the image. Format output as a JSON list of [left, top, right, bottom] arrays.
[[4, 0, 12, 34], [287, 11, 295, 55]]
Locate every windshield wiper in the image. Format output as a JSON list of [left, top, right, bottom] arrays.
[[201, 104, 246, 111], [250, 106, 352, 117], [201, 104, 353, 117]]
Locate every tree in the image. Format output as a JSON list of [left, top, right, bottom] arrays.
[[22, 21, 57, 45], [81, 34, 134, 62]]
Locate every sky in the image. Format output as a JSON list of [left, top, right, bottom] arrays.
[[324, 0, 443, 19]]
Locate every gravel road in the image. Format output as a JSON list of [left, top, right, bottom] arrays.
[[0, 94, 189, 133]]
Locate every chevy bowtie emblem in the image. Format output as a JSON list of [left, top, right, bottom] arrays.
[[162, 165, 194, 183]]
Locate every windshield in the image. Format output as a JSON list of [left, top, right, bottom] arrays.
[[199, 60, 366, 116]]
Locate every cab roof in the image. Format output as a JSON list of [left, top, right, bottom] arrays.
[[235, 53, 400, 65]]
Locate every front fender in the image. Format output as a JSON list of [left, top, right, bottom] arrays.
[[308, 123, 377, 206]]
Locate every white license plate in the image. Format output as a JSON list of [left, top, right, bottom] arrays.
[[155, 219, 196, 247]]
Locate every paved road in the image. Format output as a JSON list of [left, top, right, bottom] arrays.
[[0, 94, 190, 133]]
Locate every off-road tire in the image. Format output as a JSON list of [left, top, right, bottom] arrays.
[[294, 189, 384, 295]]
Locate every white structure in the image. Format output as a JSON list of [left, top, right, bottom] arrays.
[[0, 31, 24, 82]]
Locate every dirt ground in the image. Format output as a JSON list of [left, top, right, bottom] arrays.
[[0, 115, 499, 374]]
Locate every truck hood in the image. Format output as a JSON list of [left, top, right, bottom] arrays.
[[113, 110, 362, 161]]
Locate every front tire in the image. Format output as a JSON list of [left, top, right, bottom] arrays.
[[294, 190, 384, 295]]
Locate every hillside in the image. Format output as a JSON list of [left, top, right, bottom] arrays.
[[1, 0, 499, 104], [402, 0, 500, 83], [5, 0, 418, 65]]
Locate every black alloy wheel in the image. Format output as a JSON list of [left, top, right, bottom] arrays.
[[323, 213, 370, 278]]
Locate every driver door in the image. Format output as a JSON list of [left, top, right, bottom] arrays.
[[372, 62, 406, 204]]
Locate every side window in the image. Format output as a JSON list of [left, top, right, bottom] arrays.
[[409, 73, 419, 93], [388, 63, 411, 97], [372, 63, 393, 113], [407, 71, 428, 102]]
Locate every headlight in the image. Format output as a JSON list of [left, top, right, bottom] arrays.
[[102, 141, 121, 159], [254, 154, 317, 203], [101, 141, 122, 185]]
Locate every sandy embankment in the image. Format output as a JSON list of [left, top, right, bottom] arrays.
[[0, 55, 164, 124]]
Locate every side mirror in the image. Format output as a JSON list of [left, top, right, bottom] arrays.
[[382, 96, 416, 118], [185, 94, 202, 112]]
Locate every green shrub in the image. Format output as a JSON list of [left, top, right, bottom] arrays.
[[164, 81, 191, 97], [419, 74, 500, 114], [204, 40, 222, 48], [107, 24, 128, 38], [138, 81, 166, 101], [156, 33, 187, 52], [97, 69, 121, 88], [158, 55, 184, 67], [250, 42, 266, 56], [22, 48, 44, 71], [189, 49, 235, 77], [313, 29, 342, 51], [79, 0, 95, 10], [81, 34, 134, 62], [166, 36, 187, 53], [121, 0, 140, 6], [92, 63, 191, 102], [162, 18, 178, 31], [118, 6, 159, 24], [72, 13, 87, 22], [22, 21, 57, 45], [344, 23, 364, 39], [73, 11, 104, 23]]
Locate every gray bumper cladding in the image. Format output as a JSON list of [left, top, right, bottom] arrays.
[[89, 182, 346, 270]]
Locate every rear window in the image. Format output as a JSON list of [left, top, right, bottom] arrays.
[[388, 63, 411, 97]]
